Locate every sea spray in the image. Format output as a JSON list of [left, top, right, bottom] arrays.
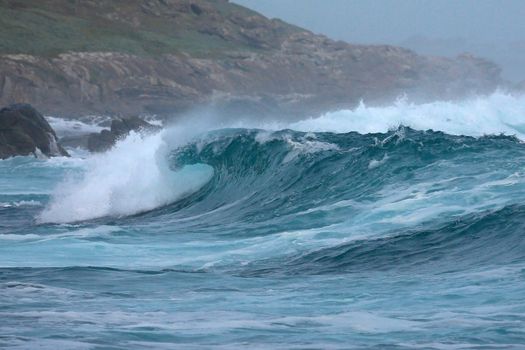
[[287, 91, 525, 138], [2, 92, 525, 348], [38, 129, 213, 223], [39, 91, 525, 224]]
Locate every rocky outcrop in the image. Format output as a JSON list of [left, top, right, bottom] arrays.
[[0, 104, 69, 159], [0, 0, 504, 120], [87, 116, 160, 152], [0, 46, 502, 121]]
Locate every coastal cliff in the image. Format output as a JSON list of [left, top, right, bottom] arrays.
[[0, 0, 502, 119]]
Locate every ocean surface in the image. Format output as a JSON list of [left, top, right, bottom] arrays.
[[1, 92, 525, 349]]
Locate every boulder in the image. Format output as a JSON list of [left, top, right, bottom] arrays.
[[87, 116, 160, 152], [0, 104, 69, 159]]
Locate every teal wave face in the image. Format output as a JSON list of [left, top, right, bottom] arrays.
[[151, 127, 525, 239], [2, 126, 525, 349], [241, 204, 525, 276]]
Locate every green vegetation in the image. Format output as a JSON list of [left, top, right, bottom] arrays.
[[0, 0, 275, 57]]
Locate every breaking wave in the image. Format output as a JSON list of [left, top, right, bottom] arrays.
[[39, 92, 525, 224], [3, 92, 525, 349]]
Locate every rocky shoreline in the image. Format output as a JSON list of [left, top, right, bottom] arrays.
[[0, 103, 163, 159], [0, 0, 503, 121], [0, 104, 69, 159]]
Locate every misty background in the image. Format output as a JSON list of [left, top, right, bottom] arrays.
[[234, 0, 525, 83]]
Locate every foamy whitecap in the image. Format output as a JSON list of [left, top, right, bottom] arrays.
[[287, 91, 525, 139], [38, 91, 525, 223], [46, 116, 106, 138], [39, 130, 213, 223]]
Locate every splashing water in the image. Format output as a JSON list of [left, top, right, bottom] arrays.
[[1, 92, 525, 349], [39, 130, 213, 223], [289, 91, 525, 137]]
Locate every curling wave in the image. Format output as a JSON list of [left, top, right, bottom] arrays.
[[3, 93, 525, 349]]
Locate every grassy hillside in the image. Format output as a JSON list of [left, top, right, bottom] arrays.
[[0, 0, 501, 118], [0, 0, 298, 57]]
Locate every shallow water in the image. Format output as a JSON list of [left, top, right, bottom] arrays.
[[1, 93, 525, 349]]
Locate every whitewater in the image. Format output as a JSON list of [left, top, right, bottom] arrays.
[[1, 92, 525, 349]]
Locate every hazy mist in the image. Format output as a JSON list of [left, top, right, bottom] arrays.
[[234, 0, 525, 82]]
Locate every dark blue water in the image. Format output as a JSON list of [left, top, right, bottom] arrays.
[[2, 97, 525, 348]]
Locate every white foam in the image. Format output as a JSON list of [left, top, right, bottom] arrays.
[[14, 200, 42, 207], [0, 234, 41, 241], [0, 200, 42, 209], [368, 154, 389, 169], [288, 91, 525, 139], [37, 91, 525, 224], [283, 138, 339, 163], [39, 129, 214, 223], [46, 116, 106, 137]]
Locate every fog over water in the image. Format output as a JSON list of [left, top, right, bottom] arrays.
[[234, 0, 525, 83]]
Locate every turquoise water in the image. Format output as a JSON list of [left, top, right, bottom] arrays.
[[2, 94, 525, 349]]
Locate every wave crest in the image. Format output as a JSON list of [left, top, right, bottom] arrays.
[[289, 92, 525, 139], [38, 131, 213, 223]]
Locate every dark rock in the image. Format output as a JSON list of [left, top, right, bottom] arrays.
[[0, 104, 69, 159], [87, 129, 116, 153], [87, 116, 160, 152], [190, 3, 203, 15], [110, 116, 155, 136]]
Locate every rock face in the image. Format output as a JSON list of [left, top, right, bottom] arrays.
[[0, 104, 69, 159], [0, 0, 503, 119], [87, 116, 160, 152]]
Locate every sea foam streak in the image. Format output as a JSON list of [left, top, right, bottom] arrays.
[[38, 130, 213, 223]]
